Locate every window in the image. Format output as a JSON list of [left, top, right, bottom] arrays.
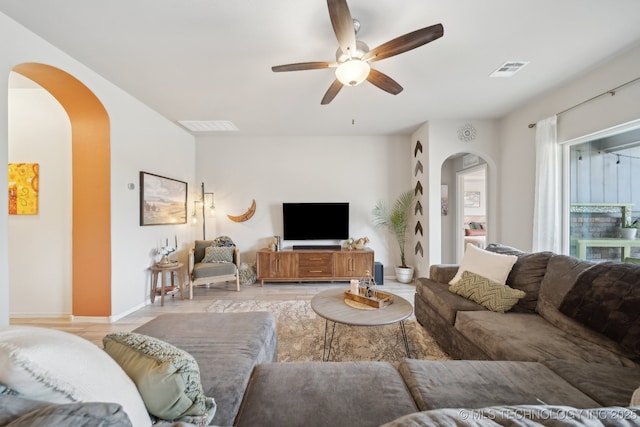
[[567, 126, 640, 261]]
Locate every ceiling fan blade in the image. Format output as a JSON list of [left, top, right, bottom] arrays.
[[367, 69, 403, 95], [327, 0, 356, 55], [272, 62, 335, 72], [321, 79, 344, 105], [364, 23, 444, 62]]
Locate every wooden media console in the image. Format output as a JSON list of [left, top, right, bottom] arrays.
[[256, 248, 374, 285]]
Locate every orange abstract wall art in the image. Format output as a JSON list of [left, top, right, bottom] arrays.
[[8, 163, 39, 215]]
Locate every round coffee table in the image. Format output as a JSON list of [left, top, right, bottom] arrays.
[[311, 287, 413, 361]]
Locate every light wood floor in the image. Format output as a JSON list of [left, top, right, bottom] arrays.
[[10, 280, 417, 346]]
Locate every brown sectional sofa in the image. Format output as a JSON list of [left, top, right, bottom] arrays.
[[414, 243, 640, 408], [2, 244, 639, 426]]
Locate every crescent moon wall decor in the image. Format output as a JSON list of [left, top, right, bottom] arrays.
[[227, 199, 256, 222]]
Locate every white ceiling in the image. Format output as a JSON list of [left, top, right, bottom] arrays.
[[3, 0, 640, 136]]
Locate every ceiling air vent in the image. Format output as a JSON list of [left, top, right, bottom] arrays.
[[177, 120, 239, 132], [490, 61, 529, 78]]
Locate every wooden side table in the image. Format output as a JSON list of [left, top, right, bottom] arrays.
[[150, 262, 186, 306]]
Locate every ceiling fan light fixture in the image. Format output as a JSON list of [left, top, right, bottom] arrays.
[[335, 59, 370, 86]]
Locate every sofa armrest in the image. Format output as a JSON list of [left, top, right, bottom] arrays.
[[429, 264, 459, 283]]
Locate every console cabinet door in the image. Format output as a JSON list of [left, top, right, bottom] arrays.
[[257, 251, 297, 279], [334, 251, 374, 278]]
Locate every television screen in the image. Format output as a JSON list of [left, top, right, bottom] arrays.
[[283, 203, 349, 240]]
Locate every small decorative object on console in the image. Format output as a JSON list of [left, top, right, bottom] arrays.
[[353, 236, 369, 250], [343, 237, 355, 250]]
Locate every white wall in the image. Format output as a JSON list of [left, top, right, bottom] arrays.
[[499, 43, 640, 251], [440, 158, 455, 263], [9, 80, 72, 316], [412, 120, 500, 277], [194, 135, 411, 272], [0, 12, 196, 322]]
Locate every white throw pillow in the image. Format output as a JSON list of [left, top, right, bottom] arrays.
[[632, 385, 640, 406], [449, 244, 518, 285], [0, 326, 152, 427]]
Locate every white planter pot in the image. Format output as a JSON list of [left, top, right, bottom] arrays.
[[621, 228, 637, 239], [395, 266, 414, 284]]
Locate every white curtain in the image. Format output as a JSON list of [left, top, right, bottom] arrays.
[[532, 115, 562, 253]]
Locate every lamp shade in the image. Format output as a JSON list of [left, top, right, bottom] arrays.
[[335, 59, 370, 86]]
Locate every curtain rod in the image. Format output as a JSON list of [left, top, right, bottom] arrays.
[[527, 76, 640, 128]]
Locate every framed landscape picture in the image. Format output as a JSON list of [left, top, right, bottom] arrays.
[[140, 172, 187, 226], [463, 191, 481, 208]]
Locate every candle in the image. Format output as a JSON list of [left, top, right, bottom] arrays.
[[175, 235, 178, 249], [350, 280, 359, 295]]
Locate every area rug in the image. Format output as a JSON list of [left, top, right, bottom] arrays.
[[206, 299, 449, 362]]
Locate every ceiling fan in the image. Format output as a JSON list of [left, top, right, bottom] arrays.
[[271, 0, 444, 105]]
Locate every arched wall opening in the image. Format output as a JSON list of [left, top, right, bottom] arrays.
[[440, 153, 489, 263], [11, 63, 111, 317]]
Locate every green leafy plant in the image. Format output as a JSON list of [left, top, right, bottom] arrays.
[[623, 217, 638, 228], [371, 189, 415, 268]]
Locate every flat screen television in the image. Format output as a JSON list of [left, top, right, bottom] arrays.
[[283, 202, 349, 240]]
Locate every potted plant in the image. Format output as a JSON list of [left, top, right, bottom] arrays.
[[372, 189, 416, 283], [621, 217, 638, 239]]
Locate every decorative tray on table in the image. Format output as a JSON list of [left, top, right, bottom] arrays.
[[344, 288, 394, 308]]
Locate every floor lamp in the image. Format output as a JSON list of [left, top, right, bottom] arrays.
[[191, 182, 215, 239]]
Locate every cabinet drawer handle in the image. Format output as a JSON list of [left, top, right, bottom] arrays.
[[309, 270, 323, 273]]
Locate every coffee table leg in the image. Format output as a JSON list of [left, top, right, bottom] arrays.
[[400, 320, 410, 358], [322, 320, 337, 362]]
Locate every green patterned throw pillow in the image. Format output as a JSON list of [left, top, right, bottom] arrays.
[[449, 270, 525, 313], [202, 246, 234, 263], [103, 332, 216, 426]]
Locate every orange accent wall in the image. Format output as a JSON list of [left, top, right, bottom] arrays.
[[12, 63, 111, 317]]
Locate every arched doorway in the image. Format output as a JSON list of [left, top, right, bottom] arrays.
[[11, 63, 111, 317], [440, 153, 489, 264]]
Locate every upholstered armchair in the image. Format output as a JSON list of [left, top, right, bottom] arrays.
[[188, 238, 240, 299]]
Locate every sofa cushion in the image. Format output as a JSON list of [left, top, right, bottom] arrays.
[[397, 359, 599, 411], [537, 254, 595, 310], [381, 405, 640, 427], [235, 362, 418, 427], [103, 332, 215, 426], [133, 312, 277, 427], [194, 238, 236, 264], [193, 240, 214, 264], [558, 262, 640, 357], [191, 261, 237, 279], [485, 243, 553, 311], [0, 326, 151, 427], [454, 311, 636, 366], [202, 246, 234, 263], [416, 278, 487, 325], [450, 244, 517, 285], [537, 255, 637, 362], [449, 271, 525, 313], [542, 359, 640, 407], [0, 395, 133, 427]]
